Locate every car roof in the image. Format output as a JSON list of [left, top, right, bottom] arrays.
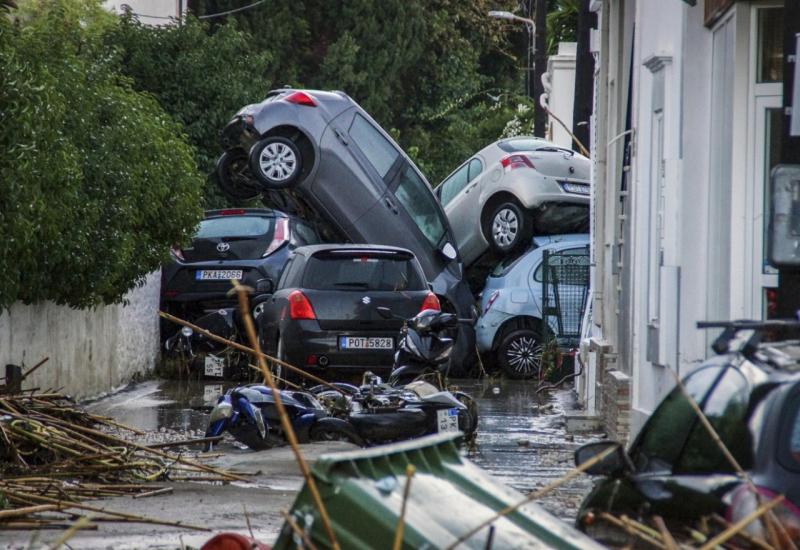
[[204, 207, 284, 219], [532, 233, 590, 248], [292, 244, 418, 257]]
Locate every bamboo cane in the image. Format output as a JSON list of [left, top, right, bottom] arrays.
[[392, 464, 416, 550], [234, 283, 339, 550], [699, 495, 785, 550], [281, 510, 318, 550], [598, 513, 666, 549]]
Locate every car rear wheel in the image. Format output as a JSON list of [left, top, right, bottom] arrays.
[[485, 200, 532, 256], [249, 136, 302, 189], [215, 149, 260, 201], [496, 328, 544, 379]]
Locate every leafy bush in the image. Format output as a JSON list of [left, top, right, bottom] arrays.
[[0, 0, 204, 308]]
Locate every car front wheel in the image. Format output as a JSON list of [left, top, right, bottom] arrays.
[[249, 136, 302, 189], [485, 200, 532, 256], [496, 328, 544, 379]]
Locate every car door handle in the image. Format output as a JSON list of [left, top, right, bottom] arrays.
[[333, 127, 349, 145], [383, 197, 399, 214], [465, 183, 477, 194]]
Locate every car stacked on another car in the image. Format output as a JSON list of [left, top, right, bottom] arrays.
[[258, 244, 440, 382], [161, 208, 321, 325], [437, 137, 591, 266], [216, 88, 476, 373]]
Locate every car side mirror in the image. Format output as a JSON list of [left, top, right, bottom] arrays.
[[440, 242, 458, 261], [256, 278, 274, 293], [574, 441, 631, 477], [376, 306, 393, 319]]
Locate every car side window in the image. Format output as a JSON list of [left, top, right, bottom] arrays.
[[393, 164, 447, 248], [293, 221, 320, 245], [348, 113, 400, 179], [439, 163, 470, 206], [468, 158, 483, 181]]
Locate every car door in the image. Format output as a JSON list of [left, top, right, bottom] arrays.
[[443, 157, 484, 264]]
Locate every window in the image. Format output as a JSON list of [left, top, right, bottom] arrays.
[[293, 221, 320, 245], [349, 114, 399, 178], [498, 138, 551, 153], [468, 158, 483, 181], [393, 165, 447, 248], [533, 247, 590, 282], [303, 253, 425, 291], [757, 8, 783, 83], [195, 216, 273, 240], [439, 164, 470, 206]]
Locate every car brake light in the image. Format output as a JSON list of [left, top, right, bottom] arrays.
[[420, 292, 441, 312], [284, 91, 316, 107], [288, 290, 316, 320], [484, 290, 500, 314], [500, 154, 535, 171], [219, 209, 246, 216], [170, 246, 185, 261], [264, 217, 290, 257]]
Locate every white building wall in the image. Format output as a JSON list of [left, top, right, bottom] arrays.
[[104, 0, 180, 25], [0, 273, 160, 399], [546, 42, 578, 149]]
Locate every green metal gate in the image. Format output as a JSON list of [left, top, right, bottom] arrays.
[[541, 246, 590, 348]]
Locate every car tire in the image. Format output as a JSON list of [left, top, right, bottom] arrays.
[[215, 149, 260, 201], [484, 199, 532, 256], [496, 328, 544, 379], [249, 136, 302, 189]]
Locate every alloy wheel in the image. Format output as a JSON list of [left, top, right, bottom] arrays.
[[258, 142, 297, 182], [492, 207, 519, 248], [505, 335, 543, 376]]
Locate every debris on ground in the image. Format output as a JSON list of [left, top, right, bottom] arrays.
[[0, 391, 246, 532]]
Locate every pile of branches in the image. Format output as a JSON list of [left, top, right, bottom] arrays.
[[0, 392, 244, 532]]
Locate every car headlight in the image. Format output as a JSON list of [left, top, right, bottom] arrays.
[[209, 401, 233, 424]]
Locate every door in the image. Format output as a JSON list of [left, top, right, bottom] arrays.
[[442, 157, 484, 261]]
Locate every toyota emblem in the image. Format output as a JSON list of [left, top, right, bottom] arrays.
[[362, 296, 371, 305], [216, 242, 230, 253]]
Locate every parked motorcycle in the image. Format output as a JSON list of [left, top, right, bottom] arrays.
[[205, 384, 361, 450], [163, 295, 270, 380]]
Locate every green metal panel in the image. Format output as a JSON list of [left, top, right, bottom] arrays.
[[274, 434, 604, 549]]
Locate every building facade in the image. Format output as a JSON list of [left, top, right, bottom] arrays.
[[576, 0, 786, 440]]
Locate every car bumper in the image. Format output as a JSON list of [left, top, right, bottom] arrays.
[[278, 320, 399, 373], [476, 310, 514, 352]]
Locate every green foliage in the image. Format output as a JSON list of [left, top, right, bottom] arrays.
[[108, 14, 272, 204], [547, 0, 580, 54], [0, 0, 204, 308]]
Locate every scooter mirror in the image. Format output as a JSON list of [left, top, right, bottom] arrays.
[[376, 306, 393, 319]]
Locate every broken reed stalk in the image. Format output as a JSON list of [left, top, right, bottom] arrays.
[[131, 487, 173, 499], [667, 368, 797, 550], [598, 513, 665, 549], [159, 310, 346, 395], [543, 106, 590, 157], [234, 283, 340, 550], [699, 495, 785, 550], [392, 464, 416, 550], [146, 436, 223, 449], [247, 363, 302, 389], [710, 513, 775, 550], [49, 515, 93, 550], [281, 510, 318, 550], [20, 356, 49, 381], [443, 445, 618, 549]]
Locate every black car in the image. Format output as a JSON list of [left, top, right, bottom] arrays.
[[258, 244, 440, 380], [216, 89, 476, 373], [161, 208, 321, 323], [575, 324, 800, 543]]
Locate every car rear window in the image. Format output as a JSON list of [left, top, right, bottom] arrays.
[[196, 216, 274, 240], [497, 138, 552, 153], [303, 252, 425, 291]]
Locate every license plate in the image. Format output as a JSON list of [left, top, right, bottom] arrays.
[[437, 408, 459, 433], [204, 355, 225, 377], [338, 336, 394, 350], [195, 270, 243, 281], [562, 182, 590, 195], [203, 384, 223, 404]]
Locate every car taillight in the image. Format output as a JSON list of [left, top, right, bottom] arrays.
[[170, 246, 185, 261], [484, 290, 500, 314], [284, 91, 316, 107], [500, 154, 535, 171], [264, 217, 290, 257], [420, 292, 441, 312], [288, 290, 316, 320]]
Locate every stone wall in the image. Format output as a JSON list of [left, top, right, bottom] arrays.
[[0, 272, 160, 399], [599, 367, 631, 443]]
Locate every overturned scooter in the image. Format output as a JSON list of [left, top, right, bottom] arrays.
[[205, 385, 362, 450]]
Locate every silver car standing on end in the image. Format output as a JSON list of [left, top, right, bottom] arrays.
[[435, 137, 591, 266]]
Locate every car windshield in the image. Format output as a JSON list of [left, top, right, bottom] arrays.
[[393, 165, 447, 248], [195, 216, 274, 240], [303, 253, 426, 291], [630, 363, 753, 474]]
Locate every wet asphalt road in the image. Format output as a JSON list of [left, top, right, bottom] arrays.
[[87, 376, 602, 522]]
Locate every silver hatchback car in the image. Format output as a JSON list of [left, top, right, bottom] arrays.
[[435, 137, 591, 266]]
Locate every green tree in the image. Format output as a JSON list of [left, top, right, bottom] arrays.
[[108, 14, 272, 203], [0, 0, 204, 308]]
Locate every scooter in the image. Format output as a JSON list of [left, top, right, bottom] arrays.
[[164, 295, 270, 380], [205, 384, 361, 450]]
